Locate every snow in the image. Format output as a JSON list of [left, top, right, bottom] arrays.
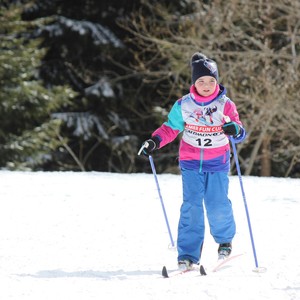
[[0, 170, 299, 299]]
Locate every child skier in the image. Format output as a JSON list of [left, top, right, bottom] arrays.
[[139, 52, 246, 270]]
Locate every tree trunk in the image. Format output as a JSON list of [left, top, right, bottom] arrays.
[[260, 137, 271, 177]]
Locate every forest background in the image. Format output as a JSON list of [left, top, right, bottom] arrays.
[[1, 0, 299, 177]]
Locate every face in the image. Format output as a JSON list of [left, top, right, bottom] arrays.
[[194, 76, 217, 97]]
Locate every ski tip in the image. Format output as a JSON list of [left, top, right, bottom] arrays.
[[200, 265, 207, 276], [162, 266, 169, 278]]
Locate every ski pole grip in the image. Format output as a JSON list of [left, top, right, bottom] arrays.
[[137, 141, 149, 155], [224, 115, 231, 123]]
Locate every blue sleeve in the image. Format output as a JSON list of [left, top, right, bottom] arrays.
[[164, 101, 185, 132]]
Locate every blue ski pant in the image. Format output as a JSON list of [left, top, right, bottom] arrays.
[[177, 169, 236, 263]]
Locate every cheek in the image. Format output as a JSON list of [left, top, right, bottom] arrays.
[[195, 83, 205, 90], [195, 85, 204, 93]]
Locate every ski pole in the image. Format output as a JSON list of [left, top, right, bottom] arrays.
[[222, 115, 265, 272], [148, 155, 175, 248], [230, 137, 266, 272]]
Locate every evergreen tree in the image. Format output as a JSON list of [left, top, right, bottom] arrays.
[[0, 5, 76, 170], [21, 0, 141, 172]]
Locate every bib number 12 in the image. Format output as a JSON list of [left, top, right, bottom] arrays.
[[196, 138, 212, 147]]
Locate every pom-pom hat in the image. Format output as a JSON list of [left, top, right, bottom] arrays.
[[191, 52, 219, 84]]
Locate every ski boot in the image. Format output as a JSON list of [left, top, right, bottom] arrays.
[[178, 259, 193, 271], [218, 243, 232, 260]]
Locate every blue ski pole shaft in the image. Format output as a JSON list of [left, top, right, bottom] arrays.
[[148, 155, 175, 248], [230, 138, 259, 268]]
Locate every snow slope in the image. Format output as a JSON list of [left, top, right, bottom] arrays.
[[0, 171, 299, 300]]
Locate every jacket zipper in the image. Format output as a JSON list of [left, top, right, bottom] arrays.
[[199, 148, 204, 172]]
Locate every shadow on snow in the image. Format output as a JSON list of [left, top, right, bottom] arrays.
[[16, 269, 161, 280]]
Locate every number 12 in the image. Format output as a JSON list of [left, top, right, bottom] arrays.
[[196, 138, 212, 147]]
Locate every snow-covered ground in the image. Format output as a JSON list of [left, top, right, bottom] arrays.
[[0, 170, 299, 299]]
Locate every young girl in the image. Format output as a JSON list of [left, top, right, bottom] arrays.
[[139, 52, 246, 270]]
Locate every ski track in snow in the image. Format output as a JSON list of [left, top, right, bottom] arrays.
[[0, 171, 299, 299]]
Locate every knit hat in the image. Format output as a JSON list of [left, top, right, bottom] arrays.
[[191, 52, 219, 84]]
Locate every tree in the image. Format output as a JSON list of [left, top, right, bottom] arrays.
[[0, 4, 76, 170], [20, 0, 142, 172]]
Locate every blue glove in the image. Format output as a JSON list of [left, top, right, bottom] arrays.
[[139, 136, 160, 156], [222, 122, 241, 137]]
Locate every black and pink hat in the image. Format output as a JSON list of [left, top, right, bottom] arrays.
[[191, 52, 219, 84]]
